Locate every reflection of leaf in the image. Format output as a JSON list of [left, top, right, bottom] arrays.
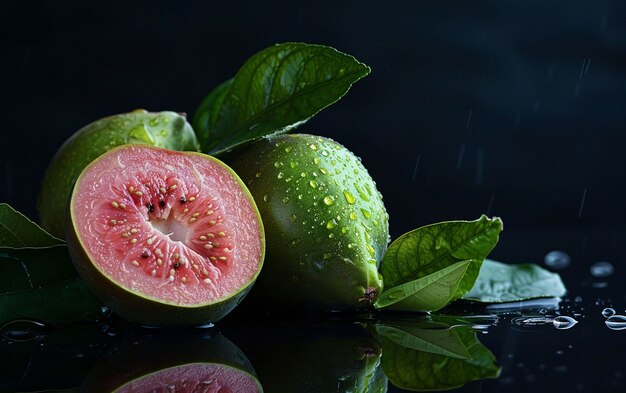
[[0, 203, 64, 248], [375, 324, 500, 391], [463, 259, 567, 303], [374, 260, 470, 311], [380, 215, 502, 303], [193, 42, 371, 155], [374, 324, 470, 359]]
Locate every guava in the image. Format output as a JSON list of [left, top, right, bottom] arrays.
[[226, 134, 388, 310], [38, 109, 199, 239], [83, 333, 262, 393], [250, 323, 386, 393], [66, 144, 264, 326]]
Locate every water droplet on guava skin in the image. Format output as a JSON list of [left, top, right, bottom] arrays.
[[602, 308, 616, 318], [263, 194, 268, 202], [343, 190, 356, 204], [361, 209, 371, 219], [349, 212, 357, 220], [309, 180, 318, 189], [590, 261, 614, 277], [282, 196, 289, 204], [324, 195, 334, 206], [544, 250, 571, 270], [605, 315, 626, 330], [309, 144, 318, 150], [553, 316, 578, 330]]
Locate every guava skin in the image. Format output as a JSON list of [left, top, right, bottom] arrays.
[[66, 145, 265, 327], [227, 134, 389, 310], [38, 110, 200, 239]]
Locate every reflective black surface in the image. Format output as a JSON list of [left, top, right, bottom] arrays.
[[2, 2, 625, 392]]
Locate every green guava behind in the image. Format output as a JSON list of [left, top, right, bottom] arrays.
[[38, 110, 200, 239]]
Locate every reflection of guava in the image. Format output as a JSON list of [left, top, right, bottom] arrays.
[[82, 333, 262, 393], [250, 324, 387, 393]]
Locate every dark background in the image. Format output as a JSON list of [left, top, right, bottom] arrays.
[[1, 2, 626, 392], [1, 0, 625, 238]]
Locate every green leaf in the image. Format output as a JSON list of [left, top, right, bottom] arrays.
[[463, 259, 567, 303], [0, 247, 79, 293], [374, 260, 471, 311], [192, 78, 233, 150], [0, 278, 106, 325], [0, 203, 64, 248], [374, 324, 471, 359], [380, 215, 503, 301], [375, 324, 500, 391], [193, 42, 371, 155]]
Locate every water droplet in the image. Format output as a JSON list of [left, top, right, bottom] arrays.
[[343, 190, 356, 204], [0, 319, 51, 342], [290, 162, 297, 168], [309, 180, 318, 189], [349, 212, 357, 220], [263, 194, 268, 202], [282, 196, 290, 204], [605, 315, 626, 330], [366, 244, 375, 256], [289, 214, 297, 222], [321, 150, 329, 156], [544, 250, 571, 270], [300, 172, 306, 177], [255, 172, 261, 178], [149, 117, 159, 127], [553, 316, 578, 330], [320, 168, 328, 174], [326, 220, 335, 229], [323, 253, 332, 260], [127, 124, 155, 144], [159, 130, 168, 137], [274, 162, 283, 168], [313, 260, 326, 271], [277, 172, 284, 179], [341, 226, 348, 234], [324, 196, 334, 206], [361, 209, 371, 219], [284, 146, 292, 153], [574, 296, 583, 303], [313, 157, 321, 165], [309, 144, 318, 150], [602, 308, 616, 318], [590, 261, 614, 277]]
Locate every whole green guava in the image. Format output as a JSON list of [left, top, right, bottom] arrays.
[[227, 134, 389, 310], [37, 110, 199, 238]]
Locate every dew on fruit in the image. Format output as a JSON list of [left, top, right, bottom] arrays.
[[282, 196, 290, 204], [602, 308, 616, 318], [263, 194, 268, 202], [111, 201, 119, 208], [361, 209, 371, 219], [274, 162, 283, 168], [349, 212, 357, 220], [343, 190, 356, 204], [132, 260, 140, 266], [321, 150, 329, 156], [309, 180, 318, 188], [309, 144, 318, 150], [326, 220, 335, 229], [314, 157, 321, 165], [605, 315, 626, 330], [277, 172, 285, 179], [324, 196, 334, 206]]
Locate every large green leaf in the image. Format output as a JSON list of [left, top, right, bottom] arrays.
[[463, 259, 567, 303], [193, 42, 371, 155], [380, 215, 502, 300], [0, 203, 64, 248], [375, 324, 500, 391], [374, 260, 471, 312]]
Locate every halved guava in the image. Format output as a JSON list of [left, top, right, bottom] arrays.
[[66, 145, 264, 326]]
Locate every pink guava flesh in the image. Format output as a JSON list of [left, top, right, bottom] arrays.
[[71, 145, 263, 306], [115, 363, 261, 393]]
